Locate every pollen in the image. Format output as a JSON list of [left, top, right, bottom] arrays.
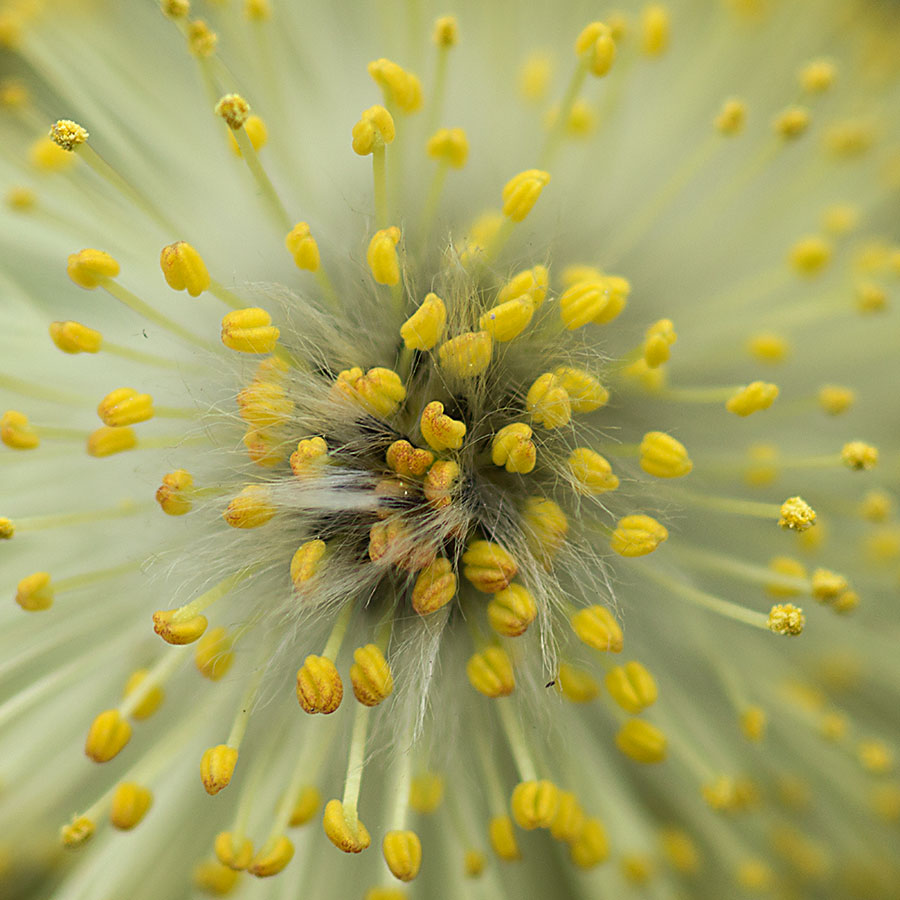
[[85, 709, 132, 763], [420, 401, 466, 451], [98, 388, 154, 427], [67, 249, 120, 289], [605, 661, 658, 714], [501, 169, 551, 222], [161, 0, 190, 18], [290, 437, 328, 478], [160, 241, 211, 296], [152, 609, 208, 645], [187, 19, 218, 57], [438, 331, 492, 378], [767, 603, 805, 635], [382, 830, 422, 881], [526, 372, 571, 429], [401, 293, 446, 349], [50, 320, 102, 354], [322, 799, 371, 853], [466, 646, 515, 697], [61, 816, 95, 848], [610, 514, 669, 557], [0, 518, 14, 540], [487, 584, 538, 637], [296, 655, 343, 714], [285, 222, 320, 271], [351, 105, 395, 155], [424, 459, 460, 509], [841, 441, 878, 471], [411, 557, 457, 616], [427, 128, 469, 168], [639, 431, 693, 478], [492, 423, 536, 474], [201, 745, 239, 795], [726, 381, 779, 416], [385, 440, 433, 477], [575, 22, 616, 77], [462, 541, 517, 593], [49, 119, 89, 151], [778, 497, 817, 532], [570, 605, 624, 652], [215, 94, 251, 130], [511, 780, 560, 830]]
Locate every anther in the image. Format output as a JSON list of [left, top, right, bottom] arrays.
[[423, 459, 460, 509], [98, 388, 154, 427], [368, 59, 423, 114], [568, 448, 619, 494], [575, 22, 616, 76], [726, 381, 779, 416], [285, 222, 320, 271], [433, 15, 458, 47], [85, 709, 132, 763], [420, 401, 466, 451], [290, 437, 328, 478], [559, 280, 611, 330], [569, 819, 609, 868], [215, 94, 251, 130], [462, 541, 517, 593], [778, 497, 816, 532], [800, 59, 836, 93], [488, 815, 521, 860], [438, 331, 492, 378], [570, 606, 623, 652], [152, 609, 209, 645], [160, 242, 211, 296], [605, 661, 658, 713], [526, 372, 571, 429], [401, 293, 446, 349], [716, 98, 746, 136], [323, 799, 371, 853], [382, 830, 422, 881], [610, 514, 668, 557], [87, 426, 137, 457], [767, 603, 805, 635], [221, 308, 280, 354], [466, 646, 515, 697], [352, 105, 395, 155], [502, 169, 551, 222], [156, 469, 194, 515], [110, 783, 153, 830], [289, 786, 321, 826], [187, 19, 218, 56], [248, 836, 294, 877], [201, 745, 239, 795], [488, 584, 538, 637], [774, 106, 811, 140], [554, 367, 608, 411], [385, 440, 433, 477], [367, 226, 402, 286], [123, 669, 164, 719], [511, 780, 559, 830], [427, 128, 469, 168], [789, 236, 831, 275], [523, 496, 568, 566], [643, 318, 677, 367], [841, 441, 878, 471], [350, 644, 394, 707], [223, 485, 276, 529], [740, 706, 766, 741], [409, 774, 444, 814], [49, 320, 102, 354], [49, 119, 89, 151], [491, 423, 536, 474], [615, 719, 668, 763], [15, 571, 54, 611], [296, 655, 343, 714], [550, 791, 585, 843], [497, 265, 549, 307], [61, 816, 95, 847], [411, 557, 457, 615], [641, 5, 670, 56], [556, 663, 600, 702], [290, 539, 327, 588], [818, 385, 855, 415], [480, 296, 535, 342], [67, 249, 120, 289], [195, 627, 235, 680]]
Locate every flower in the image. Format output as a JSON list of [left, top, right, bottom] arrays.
[[1, 1, 900, 898]]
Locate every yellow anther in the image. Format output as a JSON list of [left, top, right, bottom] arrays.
[[639, 431, 692, 478], [859, 740, 894, 775], [61, 816, 95, 848], [223, 484, 276, 529], [110, 783, 153, 830], [488, 584, 538, 637], [466, 646, 515, 698], [460, 211, 503, 264], [855, 281, 888, 314], [820, 712, 847, 741], [841, 441, 878, 471], [244, 0, 271, 20], [569, 818, 609, 868], [229, 115, 268, 155], [368, 58, 423, 113], [743, 443, 777, 487], [400, 293, 446, 350], [519, 52, 553, 102], [6, 186, 36, 211], [195, 627, 235, 681], [420, 401, 466, 452], [774, 105, 811, 139], [501, 169, 551, 222], [409, 773, 444, 814], [284, 222, 321, 272], [427, 127, 469, 168], [622, 854, 653, 884], [716, 97, 747, 135], [464, 849, 486, 877], [353, 367, 407, 418], [725, 381, 779, 416], [214, 832, 253, 871], [605, 661, 658, 713], [30, 136, 75, 172], [289, 785, 321, 826], [243, 430, 284, 469], [643, 318, 677, 367], [423, 459, 460, 509], [549, 791, 585, 843], [641, 4, 670, 56], [559, 280, 612, 330], [438, 331, 493, 378], [611, 514, 668, 557], [352, 105, 396, 155], [462, 540, 517, 593], [860, 490, 892, 523], [575, 22, 617, 77], [511, 780, 559, 830], [811, 568, 848, 604], [818, 384, 855, 416], [290, 540, 327, 587], [767, 603, 805, 635], [160, 241, 211, 297], [660, 828, 700, 873], [193, 859, 239, 894], [49, 320, 102, 354], [623, 357, 665, 391], [367, 226, 402, 286], [187, 19, 217, 56], [411, 557, 457, 615], [369, 519, 436, 572], [747, 332, 789, 363], [67, 249, 120, 289], [15, 572, 54, 611], [290, 437, 328, 478], [85, 709, 132, 763], [385, 440, 433, 478], [382, 830, 422, 882], [221, 307, 280, 354], [322, 799, 371, 853], [740, 706, 766, 742], [364, 891, 405, 900], [152, 609, 208, 645], [249, 836, 294, 877], [616, 719, 668, 763], [736, 859, 774, 891], [200, 745, 239, 796], [556, 662, 600, 703], [162, 0, 190, 18], [778, 496, 816, 532], [562, 98, 596, 136], [238, 380, 293, 427], [497, 265, 549, 308], [97, 388, 154, 427], [350, 644, 393, 707], [215, 93, 250, 130], [766, 556, 807, 597], [0, 518, 14, 540], [526, 372, 571, 429], [800, 58, 837, 92], [570, 606, 624, 652], [523, 496, 568, 565], [49, 119, 89, 151], [296, 655, 343, 714], [433, 14, 458, 46], [123, 669, 164, 719], [156, 469, 194, 516], [554, 367, 609, 412], [0, 78, 27, 107], [826, 119, 875, 158], [87, 426, 137, 457], [789, 236, 831, 275], [479, 296, 535, 342], [491, 423, 536, 474], [823, 204, 858, 236], [488, 815, 521, 860]]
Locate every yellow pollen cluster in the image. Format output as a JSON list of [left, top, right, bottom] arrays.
[[49, 119, 89, 151]]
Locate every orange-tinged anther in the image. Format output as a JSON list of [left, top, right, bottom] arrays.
[[511, 780, 560, 830], [201, 745, 239, 795], [323, 799, 371, 853], [67, 249, 119, 289], [411, 557, 457, 615], [85, 710, 132, 763], [290, 437, 328, 478], [296, 655, 343, 714], [221, 308, 280, 354], [160, 241, 210, 296], [15, 571, 54, 611], [462, 540, 517, 593], [571, 606, 623, 652], [386, 440, 434, 476], [466, 646, 515, 697], [423, 459, 460, 509], [351, 644, 394, 707], [98, 388, 154, 427], [382, 830, 422, 881], [110, 783, 153, 830], [49, 320, 102, 354], [420, 400, 466, 451], [249, 836, 294, 877], [152, 609, 209, 645], [2, 410, 39, 450], [223, 484, 276, 529], [156, 469, 194, 516], [290, 539, 327, 587], [87, 426, 137, 457]]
